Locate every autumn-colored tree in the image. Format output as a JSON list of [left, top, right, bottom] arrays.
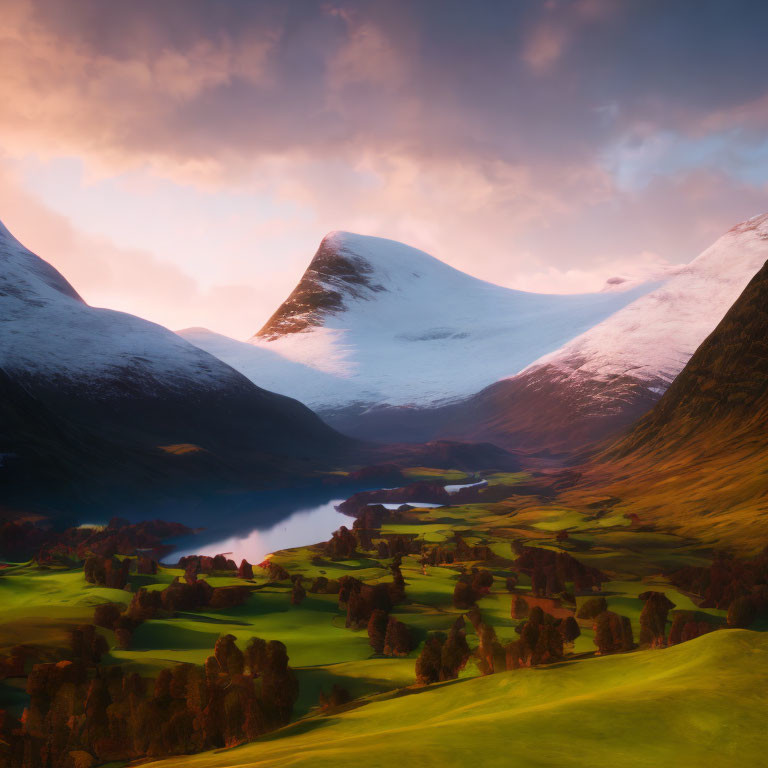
[[367, 609, 389, 654], [93, 602, 123, 630], [214, 634, 244, 675], [593, 611, 633, 654], [453, 579, 476, 609], [440, 617, 470, 680], [415, 633, 444, 685], [639, 591, 676, 648], [383, 617, 412, 657], [557, 615, 581, 645]]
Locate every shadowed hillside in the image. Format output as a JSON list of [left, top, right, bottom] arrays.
[[562, 259, 768, 551]]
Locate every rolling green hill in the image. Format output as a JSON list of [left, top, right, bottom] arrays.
[[142, 629, 768, 768]]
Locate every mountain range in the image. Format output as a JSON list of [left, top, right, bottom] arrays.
[[180, 231, 652, 418], [0, 219, 355, 509], [183, 217, 768, 455]]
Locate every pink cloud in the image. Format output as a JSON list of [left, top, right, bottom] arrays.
[[0, 161, 275, 338]]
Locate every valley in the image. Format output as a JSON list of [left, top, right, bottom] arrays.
[[1, 459, 765, 767], [3, 6, 767, 767]]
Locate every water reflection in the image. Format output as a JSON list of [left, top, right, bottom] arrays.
[[171, 498, 349, 564]]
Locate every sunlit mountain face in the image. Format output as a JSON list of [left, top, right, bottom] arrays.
[[2, 3, 768, 768]]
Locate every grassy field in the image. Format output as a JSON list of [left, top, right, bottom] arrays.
[[143, 630, 768, 768], [0, 465, 762, 765]]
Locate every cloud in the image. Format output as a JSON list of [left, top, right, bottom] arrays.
[[0, 0, 766, 337], [0, 159, 275, 337], [511, 251, 685, 295]]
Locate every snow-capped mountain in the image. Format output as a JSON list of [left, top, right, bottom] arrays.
[[0, 219, 352, 501], [181, 231, 653, 416], [424, 213, 768, 452]]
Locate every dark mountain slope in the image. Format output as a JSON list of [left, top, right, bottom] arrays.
[[0, 219, 357, 511], [561, 259, 768, 552]]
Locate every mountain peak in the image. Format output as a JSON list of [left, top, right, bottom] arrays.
[[0, 217, 84, 304], [255, 231, 450, 340]]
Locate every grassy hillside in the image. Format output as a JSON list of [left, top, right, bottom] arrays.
[[143, 629, 768, 768]]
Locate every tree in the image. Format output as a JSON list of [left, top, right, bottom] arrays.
[[383, 617, 412, 657], [593, 611, 633, 654], [511, 595, 529, 619], [453, 580, 476, 609], [576, 596, 607, 620], [639, 591, 676, 647], [214, 634, 244, 675], [415, 633, 444, 685], [471, 569, 494, 595], [440, 617, 470, 680], [367, 609, 389, 654], [558, 616, 581, 645], [291, 577, 307, 606], [727, 596, 757, 628]]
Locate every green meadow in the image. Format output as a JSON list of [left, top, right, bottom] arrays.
[[143, 630, 768, 768], [0, 466, 762, 766]]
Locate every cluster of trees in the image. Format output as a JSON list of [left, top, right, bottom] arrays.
[[83, 555, 131, 589], [415, 617, 471, 683], [325, 526, 358, 559], [92, 578, 251, 650], [376, 535, 422, 560], [453, 569, 494, 609], [0, 518, 191, 564], [579, 591, 713, 652], [593, 611, 634, 654], [178, 553, 235, 572], [417, 604, 581, 682], [82, 553, 157, 588], [576, 599, 634, 654], [670, 548, 768, 628], [423, 534, 494, 566], [324, 523, 423, 562], [505, 607, 580, 669], [668, 612, 713, 644], [0, 634, 298, 768], [514, 545, 604, 596], [340, 560, 412, 655], [367, 610, 412, 657]]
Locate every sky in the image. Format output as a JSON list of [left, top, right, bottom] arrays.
[[1, 0, 767, 339]]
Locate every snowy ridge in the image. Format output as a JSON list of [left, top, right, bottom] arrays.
[[185, 231, 656, 410], [0, 219, 243, 397], [520, 213, 768, 397]]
